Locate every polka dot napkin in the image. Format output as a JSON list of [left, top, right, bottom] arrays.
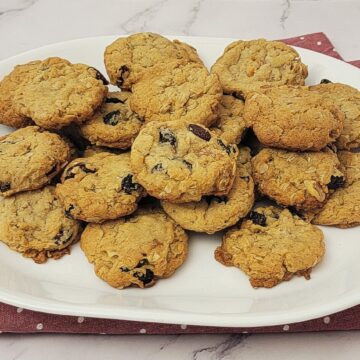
[[1, 32, 359, 335]]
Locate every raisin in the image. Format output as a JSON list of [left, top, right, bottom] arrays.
[[120, 266, 130, 272], [103, 110, 120, 126], [116, 65, 130, 87], [249, 211, 267, 226], [64, 163, 96, 180], [188, 124, 211, 141], [90, 67, 109, 85], [217, 139, 235, 155], [151, 163, 164, 173], [105, 97, 124, 104], [65, 204, 75, 219], [159, 128, 177, 146], [0, 182, 11, 193], [204, 195, 228, 205], [54, 228, 72, 246], [320, 79, 332, 84], [231, 92, 245, 102], [134, 269, 154, 285], [183, 160, 192, 171], [121, 174, 140, 194], [136, 259, 149, 268], [328, 175, 345, 189]]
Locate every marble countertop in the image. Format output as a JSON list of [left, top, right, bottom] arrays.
[[1, 0, 360, 359]]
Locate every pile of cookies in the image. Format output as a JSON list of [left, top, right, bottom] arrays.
[[0, 33, 359, 290]]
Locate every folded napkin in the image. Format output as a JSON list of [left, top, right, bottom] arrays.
[[1, 32, 359, 334]]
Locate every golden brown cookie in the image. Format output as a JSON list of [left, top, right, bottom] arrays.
[[161, 147, 254, 233], [79, 91, 144, 149], [215, 206, 325, 288], [131, 120, 238, 203], [129, 61, 222, 127], [0, 126, 71, 197], [13, 57, 108, 129], [251, 147, 345, 211], [211, 39, 308, 98], [55, 152, 145, 223], [80, 207, 188, 289], [244, 86, 344, 151], [0, 186, 81, 263]]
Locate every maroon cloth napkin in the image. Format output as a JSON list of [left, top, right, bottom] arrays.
[[1, 32, 359, 335]]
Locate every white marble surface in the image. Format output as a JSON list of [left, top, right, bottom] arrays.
[[1, 0, 360, 358]]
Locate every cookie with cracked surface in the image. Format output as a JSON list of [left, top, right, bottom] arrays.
[[13, 57, 108, 129], [310, 82, 360, 150], [56, 152, 145, 223], [80, 208, 188, 289], [129, 62, 222, 126], [251, 148, 345, 211], [104, 32, 200, 90], [215, 206, 325, 288], [131, 120, 238, 203], [244, 86, 344, 151], [172, 39, 204, 65], [210, 94, 247, 144], [0, 186, 81, 263], [161, 147, 254, 234], [306, 151, 360, 228], [211, 39, 308, 98], [0, 126, 71, 197], [79, 91, 144, 149]]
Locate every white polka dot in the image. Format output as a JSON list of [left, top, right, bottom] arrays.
[[180, 324, 187, 330], [333, 48, 337, 52], [16, 307, 23, 313], [36, 323, 43, 330], [242, 331, 248, 334], [0, 331, 3, 334], [323, 316, 331, 324], [283, 324, 290, 331], [100, 332, 106, 335], [77, 316, 84, 323], [139, 328, 147, 334], [300, 36, 305, 40], [317, 41, 322, 46]]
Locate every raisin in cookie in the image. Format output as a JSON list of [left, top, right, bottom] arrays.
[[129, 62, 222, 127], [104, 32, 199, 90], [211, 39, 308, 98], [215, 206, 325, 288], [80, 207, 188, 289], [251, 148, 345, 211], [161, 147, 254, 233], [0, 186, 81, 263], [0, 126, 71, 196], [131, 121, 238, 203], [310, 82, 360, 150], [244, 86, 344, 151], [210, 94, 247, 144], [306, 151, 360, 228], [13, 57, 108, 129], [79, 91, 144, 149], [56, 152, 145, 223]]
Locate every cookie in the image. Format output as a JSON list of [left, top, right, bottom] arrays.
[[131, 120, 238, 203], [244, 86, 344, 151], [251, 148, 345, 211], [13, 57, 108, 129], [161, 147, 254, 233], [211, 39, 308, 98], [215, 206, 325, 288], [310, 82, 360, 150], [104, 32, 199, 90], [306, 151, 360, 228], [79, 91, 144, 149], [172, 39, 204, 65], [210, 94, 247, 144], [80, 207, 188, 289], [55, 152, 145, 223], [129, 62, 222, 126], [0, 61, 41, 128], [0, 186, 81, 263], [0, 126, 71, 197]]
